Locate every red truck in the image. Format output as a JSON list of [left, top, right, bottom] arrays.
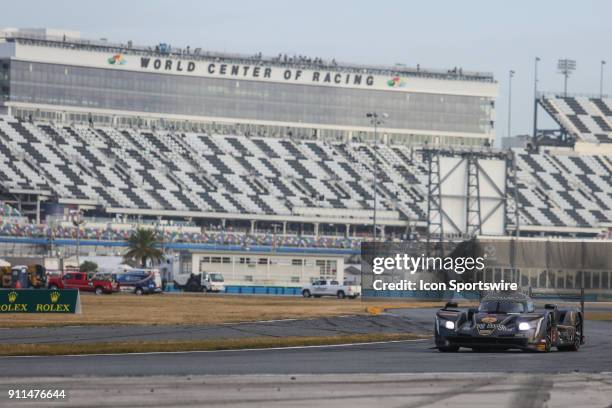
[[47, 271, 119, 295]]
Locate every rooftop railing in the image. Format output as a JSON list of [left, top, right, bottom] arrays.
[[1, 30, 495, 83]]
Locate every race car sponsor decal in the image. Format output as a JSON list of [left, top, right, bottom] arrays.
[[477, 323, 513, 332]]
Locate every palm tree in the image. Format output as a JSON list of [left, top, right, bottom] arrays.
[[124, 228, 163, 267]]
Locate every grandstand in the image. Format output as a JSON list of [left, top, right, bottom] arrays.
[[0, 115, 609, 238], [538, 94, 612, 144], [514, 146, 611, 231]]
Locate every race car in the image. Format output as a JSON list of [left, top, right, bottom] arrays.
[[434, 291, 584, 352]]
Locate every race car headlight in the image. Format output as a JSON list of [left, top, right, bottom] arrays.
[[445, 320, 455, 330], [518, 322, 531, 331]]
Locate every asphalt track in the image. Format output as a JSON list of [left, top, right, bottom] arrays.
[[0, 307, 610, 407], [1, 307, 610, 377], [1, 373, 610, 407], [0, 315, 427, 344]]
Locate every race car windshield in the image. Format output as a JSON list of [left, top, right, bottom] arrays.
[[479, 301, 525, 314], [209, 273, 224, 282]]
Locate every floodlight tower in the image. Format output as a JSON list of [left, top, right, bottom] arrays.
[[600, 60, 606, 98], [365, 112, 388, 242], [508, 70, 515, 139], [532, 57, 540, 140], [70, 209, 84, 269], [557, 59, 576, 96]]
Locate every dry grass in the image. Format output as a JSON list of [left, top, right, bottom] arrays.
[[586, 311, 612, 321], [0, 333, 427, 356], [0, 293, 450, 328]]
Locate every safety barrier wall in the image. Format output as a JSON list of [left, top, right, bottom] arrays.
[[362, 289, 611, 301], [362, 289, 480, 301], [224, 286, 301, 296], [162, 285, 301, 295]]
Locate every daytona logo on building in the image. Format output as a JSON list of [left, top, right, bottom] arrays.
[[387, 76, 407, 87], [107, 53, 126, 65]]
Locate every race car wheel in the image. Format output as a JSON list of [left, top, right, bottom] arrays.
[[544, 328, 552, 353], [302, 290, 311, 298], [94, 286, 104, 295], [562, 320, 582, 351], [337, 291, 346, 299], [135, 287, 144, 296], [438, 345, 459, 352]]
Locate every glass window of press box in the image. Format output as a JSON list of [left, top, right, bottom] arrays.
[[7, 61, 493, 135]]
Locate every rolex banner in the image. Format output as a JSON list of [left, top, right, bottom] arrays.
[[0, 289, 81, 314]]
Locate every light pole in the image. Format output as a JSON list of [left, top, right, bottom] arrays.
[[557, 59, 576, 96], [533, 57, 540, 140], [48, 219, 56, 258], [600, 60, 606, 98], [366, 112, 388, 241], [271, 223, 281, 252], [508, 70, 515, 139], [70, 210, 84, 269]]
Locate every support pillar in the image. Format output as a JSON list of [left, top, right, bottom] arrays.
[[36, 196, 41, 224], [191, 254, 201, 275], [335, 258, 345, 283]]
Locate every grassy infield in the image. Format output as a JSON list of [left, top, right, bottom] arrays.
[[4, 333, 425, 357], [1, 294, 434, 356]]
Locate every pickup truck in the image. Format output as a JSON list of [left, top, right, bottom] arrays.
[[47, 271, 119, 295], [301, 279, 361, 299]]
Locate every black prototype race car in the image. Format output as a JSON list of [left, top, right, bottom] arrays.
[[435, 292, 584, 352]]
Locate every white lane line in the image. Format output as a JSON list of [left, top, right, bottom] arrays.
[[226, 315, 359, 325], [232, 318, 300, 324], [0, 338, 429, 359]]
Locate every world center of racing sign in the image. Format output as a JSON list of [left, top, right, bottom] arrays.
[[0, 289, 81, 314]]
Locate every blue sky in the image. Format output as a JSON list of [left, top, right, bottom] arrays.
[[2, 0, 610, 142]]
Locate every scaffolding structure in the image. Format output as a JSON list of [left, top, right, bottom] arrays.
[[422, 148, 518, 257]]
